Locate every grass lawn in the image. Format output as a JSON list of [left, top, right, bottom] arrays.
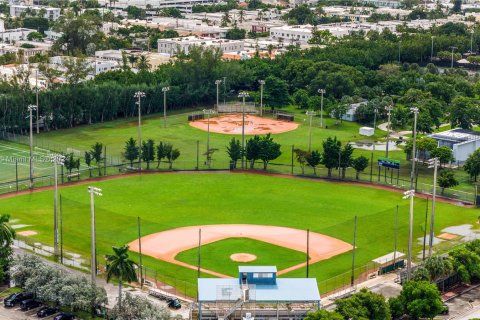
[[175, 238, 307, 277], [1, 172, 478, 296]]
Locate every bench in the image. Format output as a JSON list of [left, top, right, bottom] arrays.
[[67, 173, 80, 179]]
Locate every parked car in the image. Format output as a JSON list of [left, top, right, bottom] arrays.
[[20, 298, 41, 311], [53, 312, 74, 320], [167, 298, 181, 310], [37, 306, 58, 318], [4, 292, 33, 308]]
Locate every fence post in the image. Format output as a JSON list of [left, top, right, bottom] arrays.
[[291, 145, 294, 175]]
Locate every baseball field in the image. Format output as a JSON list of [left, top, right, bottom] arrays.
[[1, 172, 477, 297]]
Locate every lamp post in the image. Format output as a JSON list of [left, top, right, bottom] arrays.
[[203, 109, 216, 167], [431, 36, 434, 61], [385, 105, 393, 158], [215, 80, 221, 112], [450, 46, 457, 68], [403, 189, 415, 281], [373, 107, 378, 134], [162, 86, 170, 128], [427, 157, 439, 257], [28, 104, 37, 189], [259, 80, 265, 117], [410, 107, 419, 190], [318, 89, 325, 128], [35, 70, 39, 134], [134, 91, 145, 170], [238, 91, 249, 169], [88, 186, 102, 283], [51, 153, 65, 258], [306, 110, 316, 152]]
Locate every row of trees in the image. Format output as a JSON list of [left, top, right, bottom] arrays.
[[305, 281, 444, 320], [294, 137, 369, 178], [4, 20, 480, 133], [226, 134, 281, 170], [123, 138, 180, 169]]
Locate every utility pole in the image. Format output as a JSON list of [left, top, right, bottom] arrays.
[[318, 89, 325, 128], [450, 46, 457, 68], [162, 86, 170, 128], [385, 105, 393, 158], [259, 80, 265, 117], [306, 110, 316, 152], [137, 216, 143, 288], [215, 80, 221, 112], [238, 91, 249, 169], [410, 107, 419, 190], [431, 36, 434, 61], [428, 157, 439, 257], [28, 104, 37, 189], [134, 91, 145, 170], [403, 190, 415, 281], [88, 186, 102, 283], [51, 154, 65, 259]]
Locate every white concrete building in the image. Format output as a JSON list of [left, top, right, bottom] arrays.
[[0, 28, 36, 43], [331, 100, 368, 122], [44, 30, 63, 41], [10, 5, 61, 21], [108, 0, 220, 14], [269, 25, 313, 44], [361, 0, 401, 8], [429, 129, 480, 163], [157, 36, 244, 55]]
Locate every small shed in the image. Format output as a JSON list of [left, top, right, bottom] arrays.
[[359, 127, 374, 137]]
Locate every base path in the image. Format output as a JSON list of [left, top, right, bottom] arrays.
[[129, 224, 352, 278], [189, 114, 298, 135]]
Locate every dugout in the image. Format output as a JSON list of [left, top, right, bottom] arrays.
[[372, 251, 405, 275]]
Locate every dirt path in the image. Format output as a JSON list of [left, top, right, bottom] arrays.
[[0, 170, 471, 207], [128, 224, 352, 278]]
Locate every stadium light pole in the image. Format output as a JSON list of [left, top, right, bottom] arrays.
[[259, 80, 265, 117], [427, 157, 439, 257], [134, 91, 145, 170], [385, 104, 393, 158], [318, 89, 325, 128], [88, 186, 102, 283], [28, 104, 37, 189], [203, 109, 216, 168], [238, 91, 249, 170], [162, 86, 170, 128], [306, 110, 316, 152], [410, 107, 419, 190], [51, 153, 65, 259], [215, 80, 221, 112], [403, 189, 415, 281], [35, 70, 39, 134]]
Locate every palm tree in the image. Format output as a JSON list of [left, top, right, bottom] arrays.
[[106, 245, 137, 310], [137, 55, 151, 71], [128, 55, 138, 68], [0, 214, 15, 248]]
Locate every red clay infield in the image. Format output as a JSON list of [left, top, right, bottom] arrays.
[[128, 224, 352, 278], [189, 114, 299, 135]]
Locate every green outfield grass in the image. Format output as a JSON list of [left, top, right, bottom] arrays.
[[1, 172, 477, 296], [175, 238, 307, 277]]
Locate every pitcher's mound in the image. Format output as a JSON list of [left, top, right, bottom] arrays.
[[190, 114, 298, 135], [230, 253, 257, 262]]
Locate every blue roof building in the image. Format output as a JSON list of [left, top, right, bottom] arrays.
[[197, 266, 320, 320]]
